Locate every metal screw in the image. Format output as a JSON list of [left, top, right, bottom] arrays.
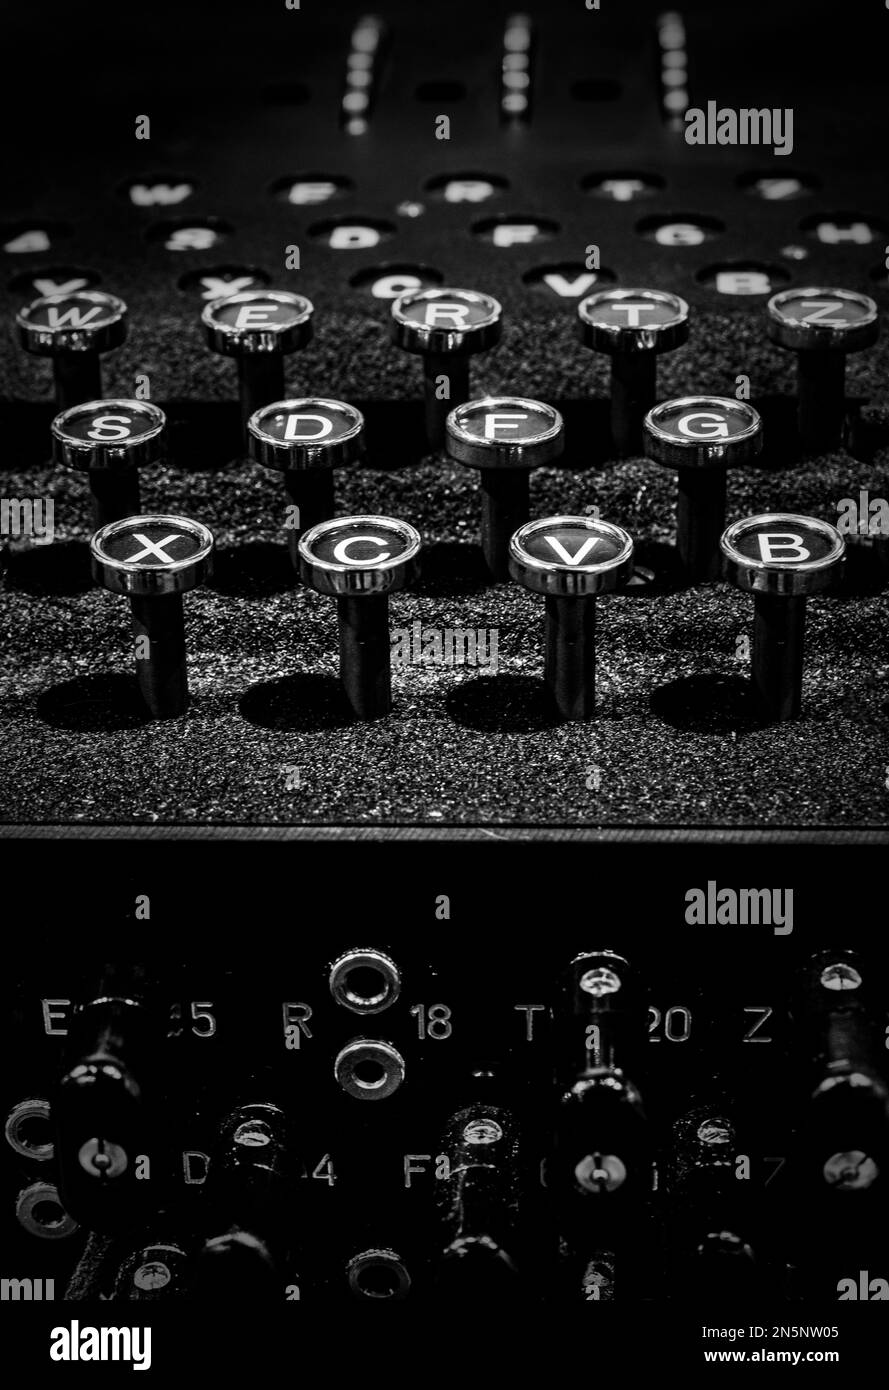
[[697, 1119, 732, 1145], [463, 1119, 503, 1146], [823, 1149, 878, 1191], [133, 1261, 171, 1291], [579, 967, 622, 997], [78, 1137, 127, 1179], [233, 1122, 272, 1147], [820, 963, 862, 992], [574, 1151, 627, 1193]]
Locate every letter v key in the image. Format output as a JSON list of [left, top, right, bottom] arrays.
[[544, 535, 603, 564]]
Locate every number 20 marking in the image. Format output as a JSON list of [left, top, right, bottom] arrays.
[[648, 1006, 692, 1042]]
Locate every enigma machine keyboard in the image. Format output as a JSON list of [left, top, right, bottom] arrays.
[[2, 933, 889, 1307], [0, 0, 887, 839], [3, 2, 889, 1357]]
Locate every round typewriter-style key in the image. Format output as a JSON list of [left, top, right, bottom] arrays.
[[16, 290, 127, 409], [644, 396, 762, 582], [446, 396, 565, 580], [509, 515, 634, 720], [202, 289, 314, 430], [52, 399, 166, 528], [247, 398, 365, 563], [766, 288, 879, 451], [577, 288, 689, 456], [299, 515, 421, 719], [721, 512, 845, 722], [91, 514, 214, 719], [390, 287, 502, 450]]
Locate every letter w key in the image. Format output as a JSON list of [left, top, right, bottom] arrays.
[[46, 304, 104, 328]]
